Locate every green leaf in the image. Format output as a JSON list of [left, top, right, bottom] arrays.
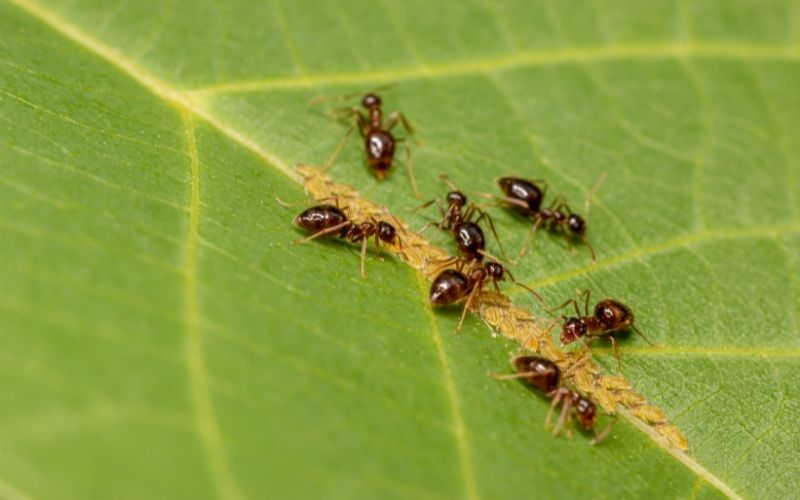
[[2, 0, 798, 498]]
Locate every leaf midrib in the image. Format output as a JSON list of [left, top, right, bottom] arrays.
[[5, 0, 760, 498]]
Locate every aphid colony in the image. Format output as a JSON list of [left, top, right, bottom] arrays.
[[286, 91, 669, 447]]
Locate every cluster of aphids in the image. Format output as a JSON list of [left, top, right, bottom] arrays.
[[286, 91, 675, 448]]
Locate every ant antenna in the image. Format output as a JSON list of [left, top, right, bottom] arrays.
[[504, 267, 545, 305], [438, 174, 461, 192], [584, 171, 607, 222], [320, 126, 355, 173], [631, 324, 657, 346], [307, 83, 396, 106]]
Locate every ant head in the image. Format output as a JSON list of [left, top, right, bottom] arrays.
[[567, 214, 586, 236], [485, 261, 505, 281], [362, 93, 381, 108], [560, 317, 587, 344], [574, 396, 596, 430], [594, 300, 633, 330], [446, 191, 467, 207], [377, 221, 396, 243]]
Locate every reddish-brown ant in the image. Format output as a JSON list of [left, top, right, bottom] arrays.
[[429, 260, 542, 332], [311, 91, 419, 197], [293, 204, 401, 278], [416, 176, 505, 264], [548, 289, 654, 370], [491, 355, 614, 444], [491, 175, 605, 262]]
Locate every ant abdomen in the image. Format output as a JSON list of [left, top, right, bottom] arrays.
[[429, 269, 470, 306], [294, 204, 349, 236], [498, 177, 545, 214], [511, 355, 561, 393], [594, 299, 634, 333]]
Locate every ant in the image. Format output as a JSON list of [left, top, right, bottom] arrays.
[[311, 90, 419, 197], [293, 204, 401, 278], [491, 355, 614, 444], [429, 259, 542, 333], [491, 175, 605, 262], [548, 289, 654, 371], [416, 176, 505, 265]]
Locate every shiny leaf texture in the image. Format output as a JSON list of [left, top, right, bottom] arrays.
[[2, 0, 799, 498]]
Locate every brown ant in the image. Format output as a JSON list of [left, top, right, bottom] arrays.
[[429, 260, 542, 333], [548, 289, 654, 370], [311, 90, 419, 197], [416, 176, 505, 264], [490, 175, 605, 262], [293, 204, 401, 278], [491, 355, 614, 444]]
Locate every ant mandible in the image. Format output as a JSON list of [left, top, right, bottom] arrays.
[[548, 289, 655, 371], [429, 259, 542, 333], [312, 90, 419, 197], [293, 204, 401, 278], [491, 354, 614, 444], [493, 175, 605, 262], [416, 175, 506, 265]]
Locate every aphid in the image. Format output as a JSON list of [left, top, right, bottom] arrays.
[[491, 355, 614, 444], [496, 175, 605, 262], [429, 260, 542, 333], [549, 288, 654, 370], [417, 176, 504, 264], [312, 91, 419, 197], [293, 204, 401, 278]]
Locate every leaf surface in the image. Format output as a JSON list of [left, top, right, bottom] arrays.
[[2, 0, 799, 498]]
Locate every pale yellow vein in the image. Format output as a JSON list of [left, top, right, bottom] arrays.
[[181, 112, 244, 500], [415, 272, 480, 500], [190, 42, 800, 95]]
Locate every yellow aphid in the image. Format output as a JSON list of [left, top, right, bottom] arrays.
[[593, 387, 617, 414], [611, 390, 646, 407], [632, 405, 668, 424], [571, 366, 594, 393], [481, 305, 505, 328], [656, 424, 690, 451], [597, 375, 632, 391]]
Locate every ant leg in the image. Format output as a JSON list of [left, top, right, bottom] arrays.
[[609, 336, 623, 372], [320, 125, 355, 174], [489, 370, 539, 381], [469, 191, 530, 211], [359, 237, 369, 279], [294, 222, 350, 244], [582, 236, 597, 262], [275, 195, 342, 208], [472, 208, 508, 259], [544, 390, 563, 429], [578, 288, 592, 317], [513, 218, 543, 264], [552, 395, 573, 437], [385, 111, 415, 136], [403, 143, 421, 199], [590, 416, 617, 446], [456, 282, 483, 333]]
